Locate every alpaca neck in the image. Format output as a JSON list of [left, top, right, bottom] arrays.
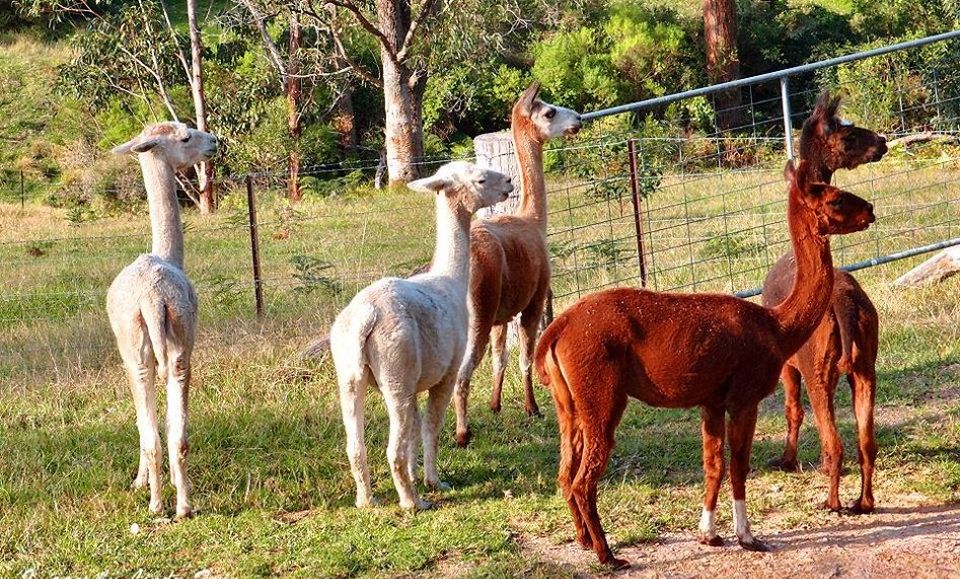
[[140, 154, 185, 270], [772, 194, 834, 354], [428, 196, 472, 288], [513, 124, 547, 229]]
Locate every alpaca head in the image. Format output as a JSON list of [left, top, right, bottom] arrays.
[[513, 82, 582, 142], [800, 92, 887, 176], [112, 122, 219, 170], [785, 159, 875, 235], [408, 161, 513, 214]]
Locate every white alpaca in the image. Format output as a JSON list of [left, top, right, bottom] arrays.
[[107, 122, 218, 519], [330, 161, 513, 509]]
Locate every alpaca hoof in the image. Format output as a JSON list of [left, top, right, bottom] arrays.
[[845, 499, 875, 514], [819, 500, 843, 512], [412, 499, 433, 511], [490, 401, 502, 414], [427, 480, 452, 492], [455, 429, 471, 448], [148, 500, 164, 516], [526, 406, 543, 418], [767, 457, 800, 472], [356, 496, 380, 508], [175, 506, 194, 521], [599, 554, 630, 569], [575, 531, 594, 550], [131, 476, 148, 490], [738, 538, 771, 552], [698, 534, 724, 547]]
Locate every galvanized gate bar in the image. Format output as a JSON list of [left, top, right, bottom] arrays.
[[581, 29, 960, 121]]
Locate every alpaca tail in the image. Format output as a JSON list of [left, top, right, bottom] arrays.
[[141, 300, 169, 378], [329, 304, 378, 382], [534, 315, 569, 387], [302, 333, 331, 359]]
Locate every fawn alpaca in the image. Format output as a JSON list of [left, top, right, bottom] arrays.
[[534, 160, 875, 567], [108, 122, 218, 518], [330, 162, 512, 509], [454, 82, 582, 447], [764, 92, 887, 513]]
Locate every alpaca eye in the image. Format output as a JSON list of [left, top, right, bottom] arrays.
[[478, 179, 486, 184], [181, 136, 191, 143], [829, 198, 844, 208], [544, 108, 556, 119]]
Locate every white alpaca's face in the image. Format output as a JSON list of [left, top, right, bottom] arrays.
[[408, 161, 512, 213], [112, 122, 219, 170]]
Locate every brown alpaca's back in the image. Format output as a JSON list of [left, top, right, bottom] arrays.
[[544, 288, 785, 408]]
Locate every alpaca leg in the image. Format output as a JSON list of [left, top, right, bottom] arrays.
[[166, 350, 193, 519], [518, 304, 545, 418], [423, 380, 455, 491], [408, 400, 421, 485], [806, 371, 843, 512], [383, 388, 428, 510], [339, 375, 374, 507], [847, 369, 877, 514], [770, 366, 803, 472], [727, 405, 768, 551], [117, 324, 163, 514], [454, 315, 493, 448], [572, 412, 627, 568], [551, 387, 589, 549], [488, 324, 509, 413], [698, 406, 725, 547]]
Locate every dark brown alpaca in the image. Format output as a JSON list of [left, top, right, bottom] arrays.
[[763, 92, 887, 513], [453, 83, 582, 447], [534, 160, 875, 567]]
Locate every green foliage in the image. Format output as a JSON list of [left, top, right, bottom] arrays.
[[699, 232, 764, 260], [290, 255, 341, 296]]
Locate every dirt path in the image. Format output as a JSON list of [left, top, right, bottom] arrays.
[[526, 501, 960, 578]]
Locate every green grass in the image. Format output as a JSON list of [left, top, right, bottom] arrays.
[[3, 152, 960, 576]]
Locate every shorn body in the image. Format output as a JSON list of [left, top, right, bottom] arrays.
[[330, 161, 513, 509], [535, 160, 875, 567], [107, 122, 218, 519]]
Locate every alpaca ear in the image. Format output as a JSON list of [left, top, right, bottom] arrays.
[[812, 91, 841, 133], [783, 159, 796, 183], [408, 175, 451, 194], [112, 137, 159, 155], [518, 81, 541, 111]]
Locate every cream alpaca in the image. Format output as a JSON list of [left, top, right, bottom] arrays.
[[330, 161, 513, 509], [108, 122, 218, 519]]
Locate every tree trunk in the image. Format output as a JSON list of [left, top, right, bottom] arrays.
[[377, 0, 425, 185], [703, 0, 743, 131], [332, 86, 358, 154], [187, 0, 215, 214], [287, 10, 303, 202]]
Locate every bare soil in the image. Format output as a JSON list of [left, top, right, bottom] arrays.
[[526, 500, 960, 578]]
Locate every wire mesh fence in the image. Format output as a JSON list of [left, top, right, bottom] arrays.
[[4, 31, 960, 383]]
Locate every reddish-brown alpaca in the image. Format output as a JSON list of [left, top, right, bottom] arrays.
[[534, 160, 875, 567], [453, 83, 582, 447], [764, 92, 887, 513]]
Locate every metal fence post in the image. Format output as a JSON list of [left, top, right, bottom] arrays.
[[245, 175, 265, 320], [627, 138, 649, 287], [780, 76, 795, 160], [20, 170, 25, 209]]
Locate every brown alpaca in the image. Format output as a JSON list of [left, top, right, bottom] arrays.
[[453, 83, 582, 447], [763, 92, 887, 513], [534, 160, 875, 567]]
